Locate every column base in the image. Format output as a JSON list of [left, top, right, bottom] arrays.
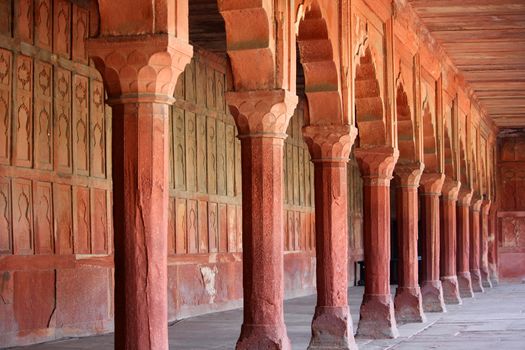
[[236, 324, 291, 350], [308, 306, 357, 350], [421, 280, 446, 312], [394, 287, 427, 324], [457, 271, 475, 298], [481, 269, 493, 288], [356, 294, 399, 339], [441, 276, 462, 305], [470, 269, 484, 293], [489, 264, 499, 286]]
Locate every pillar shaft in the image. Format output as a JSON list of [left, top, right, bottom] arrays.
[[469, 198, 484, 293], [355, 147, 399, 339], [488, 205, 499, 285], [440, 179, 462, 304], [303, 125, 357, 350], [87, 35, 192, 350], [227, 90, 297, 350], [457, 190, 474, 298], [480, 201, 492, 288], [393, 164, 426, 324]]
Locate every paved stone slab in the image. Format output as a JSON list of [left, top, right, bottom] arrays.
[[11, 283, 525, 350]]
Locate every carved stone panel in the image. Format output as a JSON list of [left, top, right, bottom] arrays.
[[292, 146, 299, 205], [73, 186, 90, 254], [72, 5, 88, 63], [287, 210, 294, 251], [218, 203, 227, 253], [299, 149, 305, 206], [168, 197, 176, 255], [55, 67, 72, 173], [91, 188, 108, 254], [54, 0, 71, 58], [185, 112, 197, 193], [73, 74, 89, 175], [226, 125, 235, 197], [184, 59, 196, 103], [0, 49, 12, 165], [13, 178, 33, 255], [305, 151, 311, 207], [286, 144, 293, 204], [207, 118, 217, 194], [15, 0, 33, 43], [53, 183, 73, 255], [236, 205, 242, 251], [227, 204, 236, 252], [206, 66, 216, 110], [216, 120, 226, 196], [0, 1, 12, 35], [196, 60, 206, 106], [0, 177, 12, 254], [175, 198, 187, 254], [187, 199, 198, 254], [198, 200, 208, 253], [35, 0, 52, 50], [208, 202, 218, 253], [174, 108, 186, 190], [14, 55, 33, 168], [34, 181, 54, 254], [216, 70, 225, 113], [34, 61, 53, 170], [90, 80, 106, 178], [196, 114, 207, 193], [235, 139, 241, 196]]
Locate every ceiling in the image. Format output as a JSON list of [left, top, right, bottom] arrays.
[[408, 0, 525, 128]]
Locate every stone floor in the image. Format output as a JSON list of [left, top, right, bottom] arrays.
[[12, 283, 525, 350]]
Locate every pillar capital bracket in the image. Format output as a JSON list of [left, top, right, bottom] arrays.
[[481, 200, 491, 215], [441, 178, 461, 201], [87, 33, 193, 105], [393, 162, 424, 188], [419, 172, 445, 195], [226, 89, 298, 137], [354, 146, 399, 185], [471, 196, 483, 212], [457, 188, 473, 206], [302, 124, 357, 162]]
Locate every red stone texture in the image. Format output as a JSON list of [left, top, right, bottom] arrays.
[[440, 179, 462, 305], [393, 164, 426, 324], [355, 147, 400, 339], [420, 173, 446, 312], [457, 190, 475, 298], [480, 201, 492, 288], [469, 198, 484, 293]]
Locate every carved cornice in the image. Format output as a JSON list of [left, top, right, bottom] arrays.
[[441, 177, 461, 201], [226, 89, 298, 137], [87, 34, 193, 105], [354, 146, 400, 185], [302, 124, 357, 162], [420, 172, 445, 195], [393, 162, 424, 188]]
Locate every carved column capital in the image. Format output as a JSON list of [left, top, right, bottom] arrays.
[[441, 178, 461, 201], [354, 146, 399, 186], [471, 196, 483, 212], [393, 162, 424, 188], [302, 124, 357, 162], [481, 200, 491, 215], [419, 172, 445, 195], [87, 33, 193, 104], [226, 89, 298, 137], [457, 188, 473, 207]]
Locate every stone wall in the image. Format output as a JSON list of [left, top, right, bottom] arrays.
[[497, 134, 525, 281]]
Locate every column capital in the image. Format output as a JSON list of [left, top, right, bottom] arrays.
[[226, 89, 298, 137], [419, 172, 445, 195], [471, 196, 483, 212], [481, 200, 491, 215], [87, 33, 193, 105], [302, 124, 357, 162], [457, 188, 473, 206], [354, 146, 399, 186], [441, 178, 461, 201], [393, 162, 424, 188]]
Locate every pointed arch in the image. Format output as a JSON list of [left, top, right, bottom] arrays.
[[355, 47, 386, 147], [396, 83, 416, 163], [297, 0, 342, 124], [422, 100, 438, 172]]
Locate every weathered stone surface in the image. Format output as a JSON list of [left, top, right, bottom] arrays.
[[457, 189, 474, 298], [469, 198, 484, 293]]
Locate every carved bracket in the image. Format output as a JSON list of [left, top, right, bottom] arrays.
[[441, 178, 461, 201], [420, 172, 445, 195], [302, 124, 357, 161], [354, 146, 399, 185], [393, 162, 424, 188]]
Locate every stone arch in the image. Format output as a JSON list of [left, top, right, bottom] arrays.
[[422, 100, 438, 172], [296, 0, 342, 124], [443, 110, 455, 178], [354, 47, 386, 147], [396, 83, 416, 163]]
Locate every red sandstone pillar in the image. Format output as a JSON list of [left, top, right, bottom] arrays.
[[439, 178, 462, 305], [488, 205, 499, 286], [480, 200, 492, 288], [419, 173, 446, 312], [469, 197, 484, 293], [393, 164, 426, 324], [303, 125, 358, 350], [456, 189, 474, 298], [227, 90, 297, 350], [88, 35, 192, 350], [355, 147, 400, 339]]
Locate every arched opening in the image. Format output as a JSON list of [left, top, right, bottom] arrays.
[[396, 83, 417, 163]]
